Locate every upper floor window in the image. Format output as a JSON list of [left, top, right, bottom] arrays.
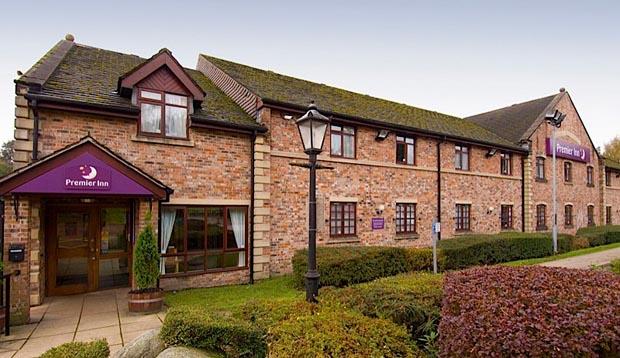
[[139, 90, 188, 139], [606, 171, 612, 186], [564, 204, 573, 227], [500, 205, 513, 230], [455, 145, 469, 171], [564, 162, 572, 182], [330, 202, 356, 236], [500, 152, 512, 175], [330, 124, 355, 158], [396, 203, 416, 234], [396, 136, 415, 165], [587, 205, 595, 226], [455, 204, 471, 231], [586, 166, 594, 186], [536, 157, 545, 181], [536, 204, 547, 231]]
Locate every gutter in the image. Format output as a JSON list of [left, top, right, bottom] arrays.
[[249, 130, 256, 284], [24, 93, 139, 117], [521, 156, 526, 232], [259, 98, 527, 154], [31, 99, 39, 161]]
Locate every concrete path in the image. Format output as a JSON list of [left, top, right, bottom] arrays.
[[0, 288, 165, 358], [540, 247, 620, 269]]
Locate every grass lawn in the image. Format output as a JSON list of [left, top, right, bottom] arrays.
[[164, 275, 301, 311], [503, 242, 620, 266]]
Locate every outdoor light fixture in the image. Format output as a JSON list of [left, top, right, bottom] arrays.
[[545, 109, 566, 254], [282, 113, 295, 120], [486, 148, 498, 157], [295, 102, 330, 154], [375, 129, 390, 141], [293, 102, 331, 303]]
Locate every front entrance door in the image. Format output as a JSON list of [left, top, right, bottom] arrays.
[[47, 203, 131, 296]]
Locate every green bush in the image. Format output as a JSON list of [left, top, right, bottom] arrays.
[[240, 298, 315, 329], [611, 259, 620, 275], [405, 247, 437, 271], [40, 340, 109, 358], [438, 232, 574, 270], [322, 272, 443, 343], [133, 212, 159, 290], [160, 306, 267, 357], [268, 305, 421, 357], [577, 225, 620, 246], [292, 246, 411, 288]]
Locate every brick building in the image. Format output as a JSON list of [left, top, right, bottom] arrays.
[[1, 36, 617, 323]]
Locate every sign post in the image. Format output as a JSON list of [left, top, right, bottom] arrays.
[[432, 218, 440, 274]]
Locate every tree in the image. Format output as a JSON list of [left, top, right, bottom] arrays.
[[0, 140, 14, 177], [603, 136, 620, 162]]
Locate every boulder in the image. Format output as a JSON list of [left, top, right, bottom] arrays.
[[112, 328, 165, 358], [157, 346, 214, 358]]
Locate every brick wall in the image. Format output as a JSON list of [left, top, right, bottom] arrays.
[[528, 94, 601, 234], [264, 108, 525, 273]]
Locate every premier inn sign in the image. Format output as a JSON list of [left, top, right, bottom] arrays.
[[545, 138, 591, 163], [65, 164, 111, 190]]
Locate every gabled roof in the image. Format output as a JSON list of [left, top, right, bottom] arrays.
[[0, 136, 173, 199], [118, 48, 205, 101], [16, 40, 262, 131], [465, 93, 562, 144], [201, 55, 523, 150]]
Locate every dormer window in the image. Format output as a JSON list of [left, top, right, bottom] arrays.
[[139, 89, 188, 139]]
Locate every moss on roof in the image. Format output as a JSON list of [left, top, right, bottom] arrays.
[[202, 54, 521, 149], [605, 158, 620, 171], [24, 44, 258, 128]]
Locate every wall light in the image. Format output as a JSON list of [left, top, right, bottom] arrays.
[[486, 149, 497, 157], [375, 130, 389, 141], [282, 113, 295, 120]]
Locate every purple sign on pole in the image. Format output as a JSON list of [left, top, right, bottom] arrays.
[[371, 217, 385, 230], [545, 138, 590, 163]]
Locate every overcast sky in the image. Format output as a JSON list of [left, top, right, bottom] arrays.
[[0, 0, 618, 148]]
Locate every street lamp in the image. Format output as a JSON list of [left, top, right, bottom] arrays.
[[295, 102, 330, 302], [545, 109, 566, 254]]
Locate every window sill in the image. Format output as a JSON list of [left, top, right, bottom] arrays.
[[132, 135, 195, 147], [564, 224, 574, 229], [454, 230, 472, 236], [536, 226, 548, 232], [501, 228, 515, 232], [161, 266, 247, 278], [587, 184, 595, 188], [326, 236, 360, 245], [395, 233, 419, 240], [535, 178, 547, 183], [564, 181, 573, 185]]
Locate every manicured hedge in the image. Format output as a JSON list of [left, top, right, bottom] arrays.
[[439, 266, 620, 357], [160, 306, 267, 357], [267, 305, 421, 357], [40, 340, 109, 358], [292, 246, 416, 288], [322, 272, 443, 343], [437, 232, 574, 270], [577, 225, 620, 246]]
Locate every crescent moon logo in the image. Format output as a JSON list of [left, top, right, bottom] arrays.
[[80, 165, 98, 180]]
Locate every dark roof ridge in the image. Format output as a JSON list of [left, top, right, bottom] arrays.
[[16, 39, 74, 89], [200, 53, 461, 121]]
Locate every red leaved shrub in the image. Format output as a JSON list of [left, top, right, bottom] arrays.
[[439, 266, 620, 357]]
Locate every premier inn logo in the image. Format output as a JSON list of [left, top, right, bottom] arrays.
[[65, 164, 111, 190]]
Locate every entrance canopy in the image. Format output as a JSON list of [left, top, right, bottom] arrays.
[[0, 136, 172, 199]]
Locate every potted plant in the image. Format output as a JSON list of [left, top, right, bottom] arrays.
[[128, 212, 163, 313]]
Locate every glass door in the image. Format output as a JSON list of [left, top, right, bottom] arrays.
[[48, 208, 93, 295], [97, 207, 131, 289]]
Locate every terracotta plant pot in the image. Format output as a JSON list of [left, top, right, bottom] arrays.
[[128, 288, 164, 313]]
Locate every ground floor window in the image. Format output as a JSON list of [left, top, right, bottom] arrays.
[[500, 205, 513, 230], [536, 204, 547, 231], [160, 206, 247, 275], [564, 205, 573, 227], [607, 206, 612, 225], [396, 203, 416, 233], [455, 204, 471, 231], [587, 205, 595, 226], [330, 202, 356, 236]]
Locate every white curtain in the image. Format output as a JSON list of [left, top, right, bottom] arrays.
[[229, 208, 246, 267], [159, 208, 177, 274]]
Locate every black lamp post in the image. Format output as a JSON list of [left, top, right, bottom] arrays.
[[545, 109, 566, 254], [294, 102, 329, 302]]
